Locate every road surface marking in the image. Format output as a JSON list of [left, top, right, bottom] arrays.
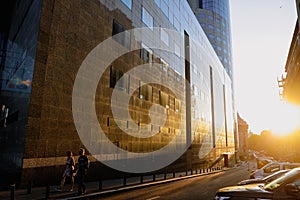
[[146, 196, 161, 200]]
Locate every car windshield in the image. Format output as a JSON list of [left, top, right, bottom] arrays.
[[262, 170, 287, 181], [264, 169, 299, 191]]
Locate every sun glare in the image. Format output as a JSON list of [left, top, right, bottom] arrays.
[[269, 102, 300, 136]]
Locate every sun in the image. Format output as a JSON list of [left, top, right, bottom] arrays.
[[269, 102, 300, 136]]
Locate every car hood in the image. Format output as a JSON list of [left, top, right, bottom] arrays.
[[219, 185, 261, 192], [238, 178, 264, 185], [216, 184, 272, 197]]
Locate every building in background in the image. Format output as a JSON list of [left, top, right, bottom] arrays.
[[0, 0, 236, 187], [279, 0, 300, 104], [237, 113, 249, 160], [187, 0, 233, 79]]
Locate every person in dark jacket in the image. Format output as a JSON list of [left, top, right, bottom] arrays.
[[76, 148, 89, 195], [56, 151, 75, 192]]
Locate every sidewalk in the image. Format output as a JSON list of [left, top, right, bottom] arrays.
[[0, 166, 241, 200]]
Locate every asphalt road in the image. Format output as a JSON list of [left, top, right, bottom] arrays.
[[97, 165, 251, 200]]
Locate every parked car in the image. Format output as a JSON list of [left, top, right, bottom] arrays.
[[238, 169, 289, 185], [256, 156, 273, 169], [250, 161, 300, 179], [214, 167, 300, 200]]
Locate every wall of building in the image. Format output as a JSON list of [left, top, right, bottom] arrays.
[[0, 0, 236, 186], [237, 113, 248, 160], [283, 21, 300, 104]]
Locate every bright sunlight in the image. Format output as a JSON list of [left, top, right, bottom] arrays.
[[270, 102, 300, 135]]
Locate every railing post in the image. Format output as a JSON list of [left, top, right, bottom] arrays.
[[27, 181, 32, 194], [164, 173, 167, 180], [140, 175, 143, 184], [45, 184, 50, 199], [123, 177, 127, 186], [10, 184, 15, 200], [99, 180, 102, 190], [153, 174, 155, 181], [173, 172, 175, 178]]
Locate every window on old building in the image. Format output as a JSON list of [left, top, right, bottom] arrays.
[[112, 19, 131, 49]]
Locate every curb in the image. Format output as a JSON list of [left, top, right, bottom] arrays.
[[58, 168, 233, 200]]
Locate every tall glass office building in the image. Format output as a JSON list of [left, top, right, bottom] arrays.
[[187, 0, 233, 79], [0, 0, 236, 186]]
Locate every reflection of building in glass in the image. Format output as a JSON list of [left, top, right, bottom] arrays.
[[0, 0, 42, 186], [0, 0, 236, 186], [187, 0, 233, 79]]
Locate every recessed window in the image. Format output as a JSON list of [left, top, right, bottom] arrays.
[[175, 99, 180, 112], [140, 43, 153, 63], [110, 66, 129, 92], [174, 42, 180, 57], [173, 16, 180, 31], [161, 28, 169, 45], [160, 59, 168, 71], [142, 7, 153, 30], [199, 0, 203, 8], [159, 91, 169, 108], [161, 0, 168, 17], [112, 19, 131, 49], [121, 0, 132, 9], [139, 81, 153, 102]]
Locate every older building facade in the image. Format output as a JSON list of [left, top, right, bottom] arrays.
[[0, 0, 236, 186], [237, 113, 249, 160], [280, 1, 300, 104]]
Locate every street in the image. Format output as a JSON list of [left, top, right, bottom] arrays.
[[97, 165, 251, 200]]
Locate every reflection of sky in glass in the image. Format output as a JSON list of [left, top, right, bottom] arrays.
[[1, 0, 41, 94], [1, 42, 34, 93], [120, 0, 132, 9], [202, 0, 230, 21]]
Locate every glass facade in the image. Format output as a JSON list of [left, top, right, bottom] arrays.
[[0, 0, 236, 186], [187, 0, 233, 79], [0, 0, 42, 182]]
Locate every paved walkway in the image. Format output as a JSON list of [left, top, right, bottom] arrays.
[[0, 167, 234, 200]]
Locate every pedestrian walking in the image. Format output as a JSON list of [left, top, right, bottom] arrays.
[[56, 151, 75, 192], [76, 148, 89, 195]]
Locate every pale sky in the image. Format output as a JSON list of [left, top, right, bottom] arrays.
[[229, 0, 300, 135]]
